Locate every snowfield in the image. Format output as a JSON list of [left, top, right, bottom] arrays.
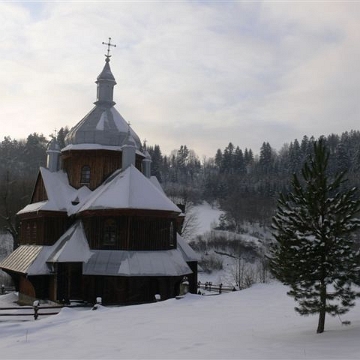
[[1, 203, 359, 359], [0, 282, 359, 359]]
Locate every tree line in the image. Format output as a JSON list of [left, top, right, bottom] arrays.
[[148, 130, 360, 231], [0, 128, 69, 238], [2, 128, 360, 237]]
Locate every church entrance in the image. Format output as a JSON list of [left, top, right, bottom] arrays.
[[56, 263, 83, 302]]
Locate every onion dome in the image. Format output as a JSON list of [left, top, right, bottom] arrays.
[[65, 52, 141, 149]]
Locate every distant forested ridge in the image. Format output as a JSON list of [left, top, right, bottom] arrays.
[[1, 128, 360, 237]]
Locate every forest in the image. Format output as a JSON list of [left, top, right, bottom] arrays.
[[1, 127, 360, 242]]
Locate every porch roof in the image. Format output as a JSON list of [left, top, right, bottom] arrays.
[[0, 245, 51, 275], [83, 248, 192, 277]]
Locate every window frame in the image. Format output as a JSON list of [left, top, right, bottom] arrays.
[[80, 165, 91, 185]]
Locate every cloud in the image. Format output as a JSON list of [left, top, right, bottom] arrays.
[[1, 1, 360, 157]]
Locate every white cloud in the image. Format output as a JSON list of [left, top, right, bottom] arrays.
[[1, 1, 360, 157]]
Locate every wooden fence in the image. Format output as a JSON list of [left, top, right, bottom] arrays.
[[0, 302, 92, 321], [0, 281, 237, 321], [197, 281, 238, 295], [1, 285, 15, 294], [0, 305, 62, 320]]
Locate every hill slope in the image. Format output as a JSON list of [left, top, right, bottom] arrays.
[[0, 282, 359, 359]]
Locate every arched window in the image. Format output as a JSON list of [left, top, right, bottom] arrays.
[[103, 218, 117, 246], [80, 165, 91, 184]]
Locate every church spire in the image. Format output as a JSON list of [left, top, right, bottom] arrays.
[[102, 37, 116, 62], [94, 38, 117, 107]]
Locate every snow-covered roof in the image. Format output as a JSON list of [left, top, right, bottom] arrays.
[[0, 222, 93, 275], [64, 57, 141, 149], [61, 143, 145, 157], [74, 165, 181, 214], [18, 164, 178, 217], [149, 176, 165, 194], [47, 221, 93, 263], [177, 234, 201, 262], [83, 248, 192, 277], [62, 143, 122, 152], [0, 224, 195, 277], [64, 106, 142, 148], [17, 168, 90, 215]]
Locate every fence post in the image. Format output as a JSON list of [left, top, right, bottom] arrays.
[[219, 283, 222, 294], [92, 297, 102, 310], [33, 300, 40, 320]]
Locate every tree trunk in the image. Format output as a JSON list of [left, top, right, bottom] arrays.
[[317, 283, 327, 333], [317, 308, 326, 333]]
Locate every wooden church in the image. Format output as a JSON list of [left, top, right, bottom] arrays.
[[0, 40, 199, 305]]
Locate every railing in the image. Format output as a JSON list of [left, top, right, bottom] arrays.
[[0, 301, 92, 321], [1, 285, 15, 295], [0, 305, 62, 320], [197, 281, 238, 295]]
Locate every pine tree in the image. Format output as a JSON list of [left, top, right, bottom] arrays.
[[220, 142, 235, 174], [258, 142, 273, 174], [269, 139, 360, 333], [148, 145, 163, 182], [214, 149, 223, 170], [233, 146, 246, 175]]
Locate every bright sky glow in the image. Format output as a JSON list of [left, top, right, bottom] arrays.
[[1, 1, 360, 157]]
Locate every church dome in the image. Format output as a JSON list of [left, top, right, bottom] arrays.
[[64, 106, 141, 148], [64, 56, 141, 149]]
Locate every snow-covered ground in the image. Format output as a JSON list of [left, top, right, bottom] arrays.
[[191, 201, 224, 237], [0, 282, 359, 359], [1, 204, 359, 359]]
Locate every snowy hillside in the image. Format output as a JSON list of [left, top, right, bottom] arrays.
[[190, 202, 272, 289], [0, 282, 359, 359], [1, 203, 360, 358], [191, 201, 224, 237]]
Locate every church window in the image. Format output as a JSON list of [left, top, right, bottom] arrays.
[[128, 218, 174, 250], [26, 223, 31, 242], [169, 221, 175, 247], [32, 223, 37, 242], [80, 165, 91, 184], [103, 218, 117, 246]]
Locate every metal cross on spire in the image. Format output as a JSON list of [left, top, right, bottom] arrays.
[[102, 37, 116, 60]]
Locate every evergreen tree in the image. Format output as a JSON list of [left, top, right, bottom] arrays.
[[244, 148, 254, 172], [215, 149, 222, 170], [289, 139, 302, 174], [56, 126, 69, 149], [220, 142, 234, 174], [269, 139, 360, 333], [233, 146, 246, 175], [148, 144, 163, 182], [258, 142, 273, 174], [23, 133, 47, 173], [335, 142, 350, 174]]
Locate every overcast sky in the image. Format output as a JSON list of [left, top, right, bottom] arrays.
[[1, 1, 360, 158]]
